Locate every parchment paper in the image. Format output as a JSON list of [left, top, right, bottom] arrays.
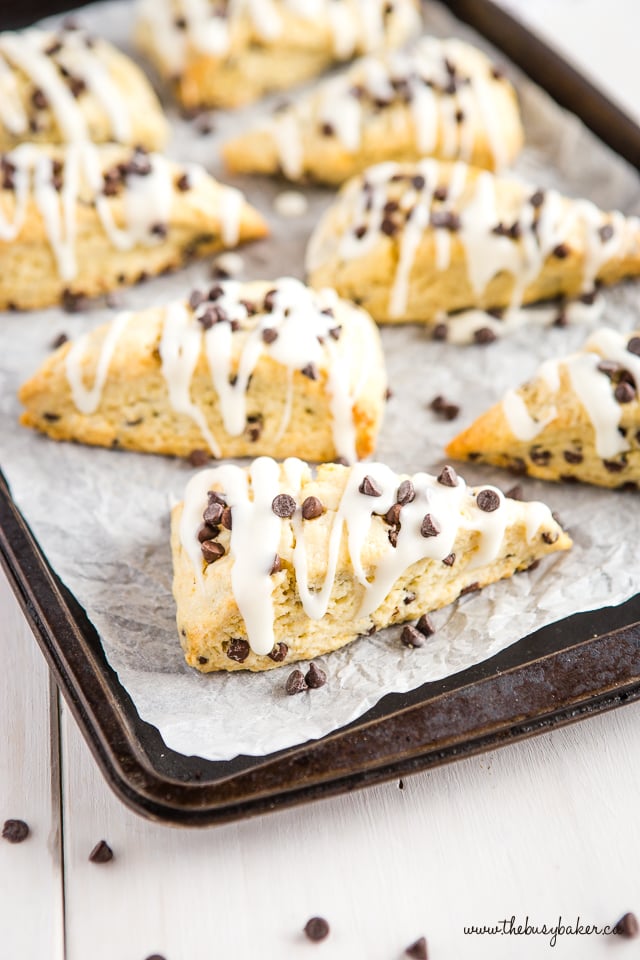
[[1, 1, 640, 761]]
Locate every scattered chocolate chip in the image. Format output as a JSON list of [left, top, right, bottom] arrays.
[[476, 489, 500, 512], [460, 582, 480, 596], [175, 172, 191, 192], [432, 322, 448, 341], [505, 484, 524, 500], [404, 592, 416, 604], [227, 639, 250, 663], [397, 479, 415, 505], [381, 218, 398, 237], [442, 552, 456, 566], [627, 336, 640, 356], [286, 670, 308, 695], [354, 224, 367, 239], [201, 540, 225, 563], [430, 210, 461, 230], [61, 288, 89, 313], [203, 500, 224, 526], [455, 108, 465, 123], [261, 327, 278, 345], [420, 514, 441, 538], [416, 614, 436, 637], [50, 332, 68, 349], [405, 936, 428, 959], [320, 122, 334, 136], [437, 465, 458, 487], [563, 450, 583, 464], [194, 113, 214, 136], [509, 221, 521, 240], [189, 289, 206, 310], [188, 449, 211, 467], [31, 87, 49, 110], [268, 642, 288, 662], [43, 412, 60, 422], [272, 494, 297, 518], [263, 288, 278, 311], [174, 15, 187, 28], [2, 819, 29, 843], [598, 223, 614, 242], [553, 309, 568, 328], [552, 243, 570, 259], [542, 530, 559, 545], [615, 912, 639, 939], [385, 503, 402, 527], [411, 174, 426, 190], [304, 917, 330, 942], [68, 75, 87, 98], [530, 189, 545, 208], [398, 778, 404, 789], [401, 625, 425, 648], [221, 506, 232, 530], [302, 496, 323, 520], [430, 395, 459, 420], [359, 475, 383, 497], [329, 325, 342, 340], [45, 38, 63, 56], [88, 840, 113, 863], [150, 222, 168, 239], [491, 222, 509, 237], [305, 663, 327, 689], [433, 185, 448, 202], [196, 656, 208, 665], [301, 363, 318, 380], [473, 326, 497, 345]]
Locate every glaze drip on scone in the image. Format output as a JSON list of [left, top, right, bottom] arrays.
[[179, 458, 555, 656], [0, 142, 241, 281], [136, 0, 420, 75], [63, 279, 373, 463], [502, 328, 640, 459], [270, 37, 514, 179]]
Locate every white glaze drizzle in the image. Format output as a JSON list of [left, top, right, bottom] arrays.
[[180, 458, 559, 654], [501, 389, 557, 443], [65, 311, 132, 414], [0, 54, 28, 134]]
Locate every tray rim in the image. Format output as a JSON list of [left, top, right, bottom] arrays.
[[2, 0, 640, 826]]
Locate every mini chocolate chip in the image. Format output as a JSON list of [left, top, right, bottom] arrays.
[[194, 113, 214, 135], [563, 450, 583, 464], [388, 528, 399, 548], [491, 65, 505, 80], [627, 336, 640, 356], [198, 523, 217, 543], [430, 395, 459, 419], [43, 412, 60, 422], [437, 465, 458, 487], [397, 479, 415, 505], [2, 819, 29, 843], [433, 185, 448, 202], [45, 39, 63, 55], [176, 172, 191, 191], [61, 288, 89, 313], [460, 582, 480, 596], [261, 327, 278, 344], [430, 210, 460, 230], [88, 840, 113, 863], [197, 655, 208, 664], [385, 503, 402, 527], [491, 222, 509, 237], [411, 174, 426, 190], [404, 592, 416, 604], [442, 552, 456, 566], [301, 363, 318, 380], [221, 506, 232, 530], [474, 326, 497, 345], [381, 218, 398, 236], [268, 642, 288, 662], [455, 108, 465, 123], [421, 514, 441, 538], [359, 475, 382, 497], [68, 75, 87, 98], [580, 290, 597, 305], [615, 912, 639, 939], [227, 639, 250, 663], [598, 223, 614, 242], [530, 446, 551, 465], [189, 289, 206, 310], [150, 222, 168, 238], [509, 221, 521, 239], [201, 540, 225, 563], [432, 322, 448, 341], [401, 625, 424, 648], [50, 332, 68, 349], [405, 936, 428, 959], [354, 224, 367, 239], [188, 449, 210, 467], [304, 917, 330, 941], [203, 500, 224, 525], [505, 484, 524, 500], [530, 189, 545, 207], [269, 555, 281, 575], [263, 288, 278, 311], [31, 87, 49, 110], [384, 200, 400, 214], [305, 663, 327, 689], [476, 489, 500, 512], [302, 496, 323, 520], [416, 614, 436, 637], [286, 670, 308, 695], [272, 494, 297, 518], [542, 530, 559, 544], [320, 122, 334, 136], [604, 459, 625, 473], [552, 243, 570, 259]]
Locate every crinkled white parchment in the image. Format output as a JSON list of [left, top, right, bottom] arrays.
[[1, 1, 640, 761]]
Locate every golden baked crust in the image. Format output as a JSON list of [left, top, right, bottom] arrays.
[[223, 38, 523, 184], [171, 458, 571, 672], [19, 278, 386, 463], [306, 160, 640, 329], [0, 142, 267, 311], [446, 327, 640, 489], [134, 0, 421, 110], [0, 26, 168, 151]]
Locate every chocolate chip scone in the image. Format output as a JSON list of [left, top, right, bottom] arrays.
[[171, 457, 572, 672], [447, 328, 640, 489], [223, 37, 523, 184], [306, 160, 640, 336], [0, 25, 168, 151], [0, 142, 267, 311], [19, 278, 386, 463], [134, 0, 421, 110]]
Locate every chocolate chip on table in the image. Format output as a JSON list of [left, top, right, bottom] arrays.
[[437, 465, 458, 487], [268, 642, 288, 662], [615, 912, 639, 938], [50, 332, 68, 349], [2, 819, 29, 843], [201, 540, 225, 564], [401, 625, 425, 648], [272, 493, 297, 518], [188, 449, 210, 467], [405, 936, 428, 959], [359, 475, 383, 497], [396, 479, 415, 505], [430, 395, 459, 420], [227, 639, 250, 663], [286, 670, 308, 695], [505, 484, 524, 500], [304, 917, 330, 942], [305, 663, 327, 689], [420, 514, 441, 538], [302, 496, 323, 520], [61, 288, 89, 313], [627, 336, 640, 356], [476, 489, 500, 512], [615, 381, 636, 403], [416, 614, 436, 637], [88, 840, 113, 863]]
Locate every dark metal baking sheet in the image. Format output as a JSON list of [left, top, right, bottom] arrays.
[[1, 0, 640, 826]]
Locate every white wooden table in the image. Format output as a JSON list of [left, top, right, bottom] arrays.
[[2, 4, 640, 958]]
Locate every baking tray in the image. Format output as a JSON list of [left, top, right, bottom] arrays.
[[2, 0, 640, 826]]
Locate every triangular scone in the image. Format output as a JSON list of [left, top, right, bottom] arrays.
[[171, 457, 571, 672], [0, 142, 267, 310], [223, 38, 523, 184], [306, 160, 640, 329], [134, 0, 421, 110], [19, 278, 386, 463], [0, 26, 168, 152], [447, 328, 640, 489]]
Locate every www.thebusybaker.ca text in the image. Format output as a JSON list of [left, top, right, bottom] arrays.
[[463, 915, 621, 948]]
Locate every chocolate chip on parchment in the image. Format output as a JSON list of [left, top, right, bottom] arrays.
[[2, 819, 29, 844], [460, 582, 480, 596], [405, 936, 428, 959], [188, 449, 210, 467], [261, 327, 278, 344], [286, 670, 308, 695], [615, 912, 639, 939], [476, 489, 500, 512], [88, 840, 113, 863], [201, 540, 225, 563], [359, 475, 383, 497], [430, 395, 459, 420], [442, 552, 456, 566], [305, 663, 327, 689], [437, 465, 458, 487], [432, 322, 448, 341], [304, 917, 330, 941], [50, 332, 68, 349], [416, 614, 436, 637], [144, 954, 167, 960], [227, 639, 250, 663], [505, 484, 524, 500], [302, 496, 323, 520], [268, 642, 288, 662], [272, 494, 297, 518], [61, 288, 89, 313], [420, 514, 441, 538], [401, 625, 425, 648], [396, 479, 415, 505], [150, 221, 168, 239], [627, 336, 640, 356]]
